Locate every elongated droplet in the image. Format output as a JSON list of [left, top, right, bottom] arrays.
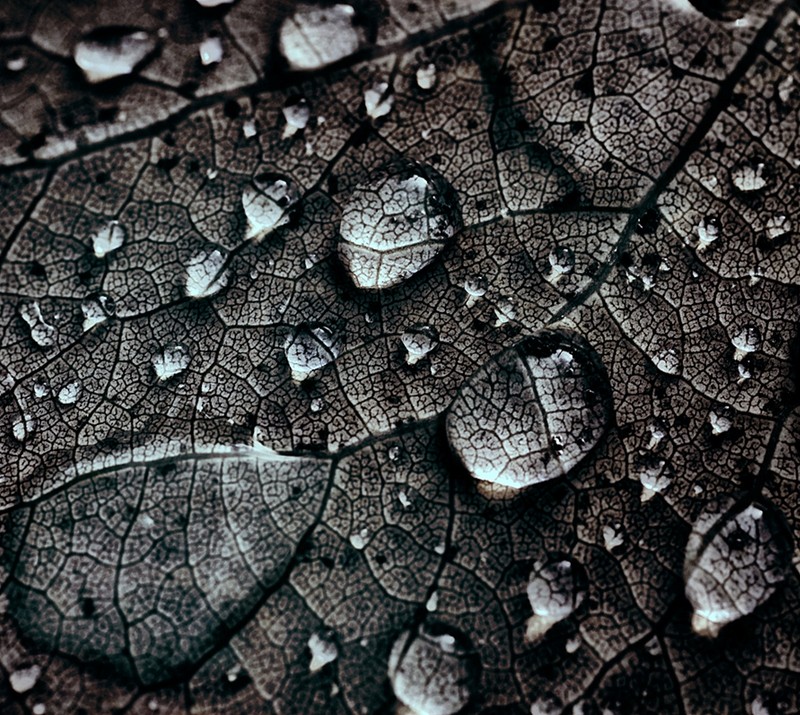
[[338, 159, 461, 290], [242, 173, 301, 240], [184, 245, 229, 298], [284, 324, 340, 381], [446, 330, 612, 490], [152, 343, 191, 382], [401, 324, 439, 365], [684, 496, 792, 637], [91, 220, 126, 258], [19, 300, 56, 348], [525, 555, 587, 641], [278, 4, 362, 71], [74, 27, 158, 83], [388, 622, 481, 715]]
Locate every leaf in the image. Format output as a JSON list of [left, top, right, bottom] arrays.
[[0, 0, 799, 713]]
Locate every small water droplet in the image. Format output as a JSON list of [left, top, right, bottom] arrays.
[[737, 362, 752, 384], [278, 4, 362, 71], [647, 418, 668, 450], [57, 381, 82, 406], [19, 300, 56, 348], [731, 160, 769, 194], [81, 292, 116, 331], [91, 220, 126, 259], [32, 704, 46, 715], [709, 405, 733, 435], [242, 172, 301, 240], [525, 556, 587, 641], [9, 664, 41, 694], [398, 490, 411, 508], [530, 694, 563, 715], [308, 631, 338, 673], [310, 397, 326, 413], [152, 343, 191, 382], [282, 96, 311, 138], [6, 52, 27, 72], [32, 377, 50, 400], [636, 453, 673, 502], [463, 274, 488, 307], [765, 214, 792, 241], [284, 324, 340, 382], [199, 36, 223, 65], [564, 634, 582, 654], [73, 27, 158, 83], [603, 523, 625, 551], [546, 245, 575, 284], [400, 324, 439, 366], [184, 245, 230, 299], [388, 623, 480, 715], [652, 346, 682, 376], [364, 81, 394, 120], [415, 62, 437, 90], [242, 118, 257, 139], [493, 296, 517, 326], [11, 413, 38, 443], [425, 590, 439, 612], [388, 444, 402, 462], [349, 527, 369, 550], [731, 324, 761, 361], [695, 215, 720, 252]]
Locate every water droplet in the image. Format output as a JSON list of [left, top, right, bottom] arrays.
[[425, 590, 439, 612], [349, 527, 369, 550], [765, 214, 792, 241], [525, 556, 587, 641], [19, 300, 56, 348], [530, 694, 563, 715], [709, 405, 733, 435], [73, 27, 158, 83], [310, 397, 326, 413], [199, 36, 223, 66], [57, 381, 82, 406], [684, 496, 792, 637], [636, 453, 673, 502], [364, 81, 394, 120], [337, 159, 461, 290], [447, 330, 613, 490], [388, 622, 480, 715], [646, 418, 668, 450], [416, 62, 437, 91], [32, 378, 50, 400], [493, 296, 517, 326], [284, 324, 340, 382], [564, 634, 582, 653], [603, 523, 625, 552], [546, 245, 575, 284], [388, 445, 402, 462], [695, 215, 720, 252], [11, 413, 38, 443], [400, 324, 439, 366], [81, 292, 116, 331], [184, 245, 230, 299], [731, 324, 761, 361], [652, 346, 682, 376], [152, 343, 191, 382], [282, 96, 311, 138], [242, 118, 257, 139], [242, 173, 301, 240], [91, 220, 126, 258], [462, 274, 488, 308], [196, 0, 236, 6], [737, 362, 752, 384], [278, 4, 362, 71], [308, 631, 338, 673], [6, 52, 27, 72], [9, 664, 41, 694], [32, 704, 45, 715], [731, 160, 769, 194]]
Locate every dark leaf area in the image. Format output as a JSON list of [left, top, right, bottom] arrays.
[[0, 0, 799, 713]]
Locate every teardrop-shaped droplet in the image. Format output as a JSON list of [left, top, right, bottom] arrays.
[[731, 160, 769, 194], [446, 330, 613, 490], [278, 4, 362, 71], [400, 324, 439, 366], [731, 324, 761, 361], [199, 36, 223, 65], [184, 245, 230, 299], [18, 300, 56, 348], [308, 631, 338, 673], [282, 96, 311, 138], [152, 343, 191, 382], [364, 81, 394, 120], [684, 496, 792, 637], [284, 324, 340, 382], [91, 220, 126, 258], [546, 245, 575, 284], [388, 622, 481, 715], [81, 292, 116, 331], [242, 173, 301, 240], [525, 555, 588, 641], [337, 159, 461, 290], [57, 380, 82, 406], [6, 52, 27, 73], [73, 27, 158, 84]]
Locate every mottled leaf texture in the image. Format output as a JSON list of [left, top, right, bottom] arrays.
[[0, 0, 799, 713]]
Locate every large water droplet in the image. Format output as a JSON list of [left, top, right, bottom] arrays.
[[81, 292, 116, 331], [19, 300, 56, 348], [400, 324, 439, 366], [152, 343, 191, 382], [684, 496, 792, 637], [446, 330, 613, 490], [91, 220, 126, 258], [242, 173, 301, 240], [284, 324, 340, 382], [73, 27, 158, 84], [463, 274, 488, 307], [525, 555, 587, 641], [337, 159, 461, 290], [184, 245, 230, 299], [546, 245, 575, 284], [388, 622, 481, 715], [11, 413, 38, 443], [278, 4, 362, 71]]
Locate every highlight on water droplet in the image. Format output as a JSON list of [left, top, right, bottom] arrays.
[[242, 172, 301, 240], [278, 4, 363, 71], [284, 324, 340, 382], [184, 245, 230, 299], [152, 343, 191, 382], [525, 555, 587, 641], [73, 27, 158, 83]]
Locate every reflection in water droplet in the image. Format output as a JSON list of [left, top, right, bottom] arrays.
[[73, 27, 158, 83], [199, 36, 223, 65], [19, 300, 56, 348], [684, 496, 792, 637], [284, 324, 340, 382], [695, 215, 720, 252], [152, 343, 191, 382], [278, 4, 362, 71], [308, 631, 338, 673], [81, 292, 116, 331], [447, 330, 613, 490], [57, 381, 82, 406], [401, 324, 439, 366], [184, 245, 230, 299], [337, 159, 461, 290], [416, 62, 437, 90], [282, 97, 311, 138], [731, 161, 769, 194], [731, 324, 761, 361], [91, 220, 126, 258], [242, 173, 301, 240], [525, 555, 587, 641], [388, 622, 481, 715], [364, 81, 394, 119], [546, 245, 575, 284]]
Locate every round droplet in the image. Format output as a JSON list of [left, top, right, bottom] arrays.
[[731, 160, 769, 194], [463, 274, 487, 307], [695, 215, 720, 252], [199, 36, 223, 65], [337, 159, 461, 290], [684, 496, 792, 637], [9, 664, 41, 694], [364, 81, 394, 120], [152, 343, 191, 382], [400, 324, 439, 365], [446, 330, 613, 490], [81, 292, 116, 331], [416, 62, 437, 90], [284, 324, 340, 382], [647, 417, 669, 450], [57, 381, 82, 406], [525, 555, 587, 641], [184, 245, 230, 299], [242, 173, 301, 240], [308, 631, 338, 673], [278, 4, 362, 71], [73, 27, 158, 83], [388, 622, 481, 715], [731, 324, 761, 361], [91, 220, 126, 258], [282, 96, 311, 138], [546, 245, 575, 283], [18, 300, 56, 348]]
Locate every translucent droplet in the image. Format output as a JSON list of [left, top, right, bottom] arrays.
[[765, 214, 792, 241], [57, 381, 82, 406], [310, 397, 326, 413], [81, 292, 116, 331], [709, 406, 733, 435], [73, 27, 158, 83], [401, 324, 439, 366], [242, 173, 301, 240], [242, 118, 257, 139], [463, 274, 487, 307], [530, 694, 563, 715], [636, 453, 673, 502], [284, 324, 340, 382], [695, 215, 720, 252], [337, 159, 461, 290], [152, 343, 191, 382], [525, 555, 587, 641], [6, 53, 27, 72], [731, 324, 761, 361], [546, 245, 575, 284], [388, 622, 481, 715], [199, 36, 223, 66], [416, 62, 437, 90], [731, 161, 769, 194], [184, 245, 230, 299], [684, 496, 792, 637], [364, 81, 394, 120], [388, 445, 402, 462], [652, 346, 682, 376], [446, 330, 613, 490], [426, 590, 439, 612], [737, 362, 752, 384], [647, 418, 668, 450], [308, 631, 338, 673], [282, 97, 311, 138], [278, 4, 362, 71], [11, 413, 38, 443], [9, 664, 41, 694], [19, 300, 56, 348], [91, 220, 126, 258], [349, 527, 369, 550], [603, 523, 625, 552], [493, 296, 517, 326], [32, 378, 50, 400]]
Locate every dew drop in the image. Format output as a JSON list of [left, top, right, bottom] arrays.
[[463, 274, 488, 307], [152, 343, 191, 382], [647, 418, 668, 450], [731, 324, 761, 361], [310, 397, 326, 413], [11, 413, 38, 443], [530, 694, 563, 715], [242, 118, 257, 139], [525, 555, 587, 641], [731, 160, 769, 194], [652, 346, 682, 376], [388, 622, 481, 715], [493, 296, 517, 327], [684, 496, 792, 637], [337, 159, 461, 290], [184, 245, 230, 299], [546, 245, 575, 284], [425, 590, 439, 612], [282, 97, 311, 138], [364, 81, 394, 120], [278, 4, 362, 71], [81, 292, 116, 331], [388, 444, 402, 462], [636, 453, 673, 502], [765, 214, 792, 241], [737, 362, 752, 384], [416, 62, 437, 90], [603, 523, 625, 552], [400, 324, 439, 366], [73, 27, 158, 83], [91, 220, 126, 258], [284, 324, 340, 382], [6, 53, 27, 72], [32, 704, 45, 715], [308, 631, 338, 673], [349, 527, 369, 550], [57, 381, 82, 406], [446, 330, 613, 490], [709, 405, 733, 435], [695, 215, 720, 252], [242, 173, 301, 240], [32, 378, 50, 400], [9, 664, 41, 694], [199, 36, 223, 66], [19, 300, 56, 348]]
